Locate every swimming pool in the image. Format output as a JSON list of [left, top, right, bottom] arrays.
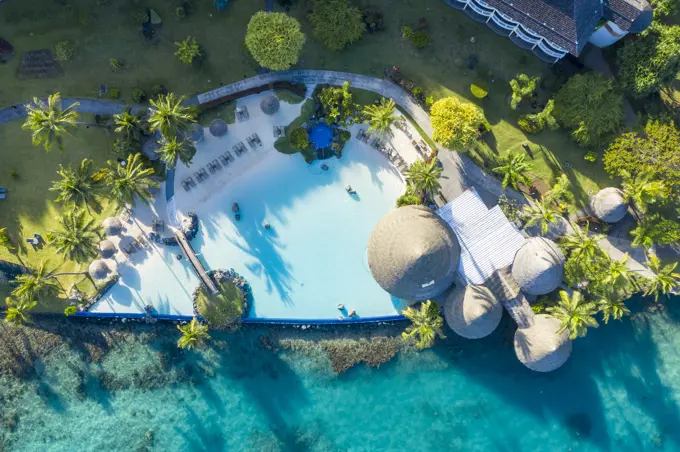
[[309, 123, 333, 149], [191, 134, 408, 320]]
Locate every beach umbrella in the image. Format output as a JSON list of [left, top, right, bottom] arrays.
[[590, 187, 628, 223], [260, 95, 280, 115], [512, 237, 565, 296], [444, 284, 502, 339], [99, 240, 116, 259], [514, 314, 572, 372], [367, 205, 460, 301], [209, 119, 228, 137], [89, 259, 111, 280], [102, 217, 123, 236]]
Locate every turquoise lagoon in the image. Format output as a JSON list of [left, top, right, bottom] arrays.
[[3, 294, 680, 451]]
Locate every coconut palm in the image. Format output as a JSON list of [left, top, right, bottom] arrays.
[[643, 253, 680, 302], [521, 198, 561, 236], [597, 254, 639, 294], [363, 98, 397, 136], [630, 217, 656, 249], [621, 172, 666, 215], [177, 318, 211, 350], [157, 136, 196, 168], [0, 228, 14, 252], [401, 300, 447, 350], [4, 297, 37, 327], [22, 93, 79, 151], [544, 174, 574, 205], [597, 292, 631, 324], [113, 107, 141, 139], [148, 93, 196, 138], [11, 260, 61, 302], [492, 152, 533, 190], [47, 208, 99, 263], [559, 222, 605, 260], [547, 290, 599, 339], [50, 158, 100, 213], [100, 153, 160, 208], [403, 159, 442, 198]]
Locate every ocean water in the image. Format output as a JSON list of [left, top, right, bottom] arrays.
[[2, 295, 680, 451]]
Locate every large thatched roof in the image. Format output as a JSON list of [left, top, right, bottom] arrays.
[[514, 314, 572, 372], [512, 237, 565, 295], [590, 187, 628, 223], [102, 217, 123, 236], [260, 95, 280, 115], [367, 206, 460, 301], [444, 284, 502, 339], [209, 119, 228, 137], [89, 259, 111, 280], [99, 240, 116, 259]]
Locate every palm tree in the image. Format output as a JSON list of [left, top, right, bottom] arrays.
[[22, 93, 79, 151], [99, 153, 160, 208], [597, 254, 639, 294], [50, 158, 100, 213], [630, 218, 656, 249], [492, 152, 533, 190], [47, 208, 99, 263], [11, 260, 61, 302], [521, 198, 561, 236], [113, 107, 141, 139], [597, 292, 631, 324], [177, 318, 211, 350], [621, 172, 666, 216], [4, 297, 37, 327], [544, 174, 574, 206], [643, 253, 680, 302], [547, 290, 599, 339], [0, 227, 14, 252], [148, 93, 196, 138], [559, 222, 604, 260], [362, 98, 397, 136], [401, 300, 447, 349], [157, 136, 196, 168], [403, 159, 442, 199]]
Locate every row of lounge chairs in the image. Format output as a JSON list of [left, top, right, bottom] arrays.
[[121, 235, 150, 258], [182, 147, 239, 191], [357, 129, 409, 172]]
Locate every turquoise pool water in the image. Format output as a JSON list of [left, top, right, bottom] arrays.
[[192, 142, 408, 320], [3, 295, 680, 451], [309, 123, 333, 149]]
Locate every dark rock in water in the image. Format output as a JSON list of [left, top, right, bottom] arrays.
[[565, 413, 592, 438]]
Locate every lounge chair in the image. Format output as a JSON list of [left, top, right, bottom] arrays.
[[198, 168, 209, 181], [239, 142, 248, 153], [224, 151, 235, 163], [182, 181, 190, 192], [219, 155, 229, 166], [25, 237, 37, 245], [186, 177, 196, 188], [252, 133, 262, 146], [233, 144, 242, 156], [212, 159, 221, 170], [246, 137, 256, 149]]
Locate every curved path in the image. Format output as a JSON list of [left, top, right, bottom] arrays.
[[0, 70, 523, 205]]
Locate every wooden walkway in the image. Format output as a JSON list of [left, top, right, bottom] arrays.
[[174, 231, 219, 295]]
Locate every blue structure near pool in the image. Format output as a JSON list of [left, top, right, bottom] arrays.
[[309, 123, 333, 149]]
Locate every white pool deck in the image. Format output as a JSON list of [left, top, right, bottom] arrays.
[[90, 91, 424, 319]]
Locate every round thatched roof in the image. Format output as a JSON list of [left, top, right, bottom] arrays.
[[444, 284, 502, 339], [590, 187, 628, 223], [512, 237, 565, 296], [514, 314, 572, 372], [89, 259, 111, 280], [260, 95, 280, 115], [367, 206, 460, 301], [142, 131, 162, 161], [209, 119, 228, 137], [102, 217, 123, 236], [99, 240, 116, 259]]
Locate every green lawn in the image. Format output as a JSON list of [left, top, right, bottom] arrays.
[[195, 279, 245, 327]]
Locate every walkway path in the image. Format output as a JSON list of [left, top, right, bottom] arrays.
[[0, 98, 143, 125], [174, 230, 218, 295]]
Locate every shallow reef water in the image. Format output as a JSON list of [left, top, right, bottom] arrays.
[[1, 294, 680, 451]]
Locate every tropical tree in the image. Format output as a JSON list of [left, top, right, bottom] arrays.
[[544, 174, 574, 206], [631, 214, 680, 248], [11, 260, 61, 301], [157, 136, 196, 168], [46, 208, 99, 263], [148, 93, 196, 138], [245, 12, 306, 70], [621, 172, 667, 215], [113, 107, 141, 140], [596, 255, 639, 295], [547, 290, 599, 339], [559, 222, 604, 260], [362, 98, 397, 136], [22, 93, 79, 151], [174, 36, 202, 65], [50, 158, 100, 213], [509, 74, 540, 110], [4, 297, 37, 327], [0, 228, 14, 252], [430, 97, 485, 150], [521, 198, 561, 236], [401, 300, 446, 349], [643, 253, 680, 302], [308, 0, 365, 51], [177, 318, 211, 350], [99, 153, 160, 208], [404, 159, 442, 198], [597, 293, 631, 324], [492, 152, 533, 189], [318, 81, 359, 125]]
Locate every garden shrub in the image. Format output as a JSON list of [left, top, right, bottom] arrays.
[[9, 170, 19, 180], [54, 41, 73, 61], [317, 81, 360, 125], [584, 151, 598, 162], [245, 12, 305, 70], [517, 115, 540, 134], [290, 127, 309, 150], [397, 193, 421, 207], [308, 0, 365, 51], [362, 7, 384, 33], [175, 36, 201, 65], [131, 8, 148, 24], [470, 81, 488, 99], [109, 58, 123, 71], [425, 96, 434, 107], [509, 74, 539, 110], [497, 194, 521, 223], [64, 305, 77, 316], [151, 85, 168, 98], [339, 129, 351, 143], [402, 26, 431, 48], [132, 88, 146, 103], [430, 97, 485, 149], [176, 6, 186, 18], [108, 88, 120, 99]]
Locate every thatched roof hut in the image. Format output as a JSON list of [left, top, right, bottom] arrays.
[[209, 119, 228, 137], [590, 187, 628, 223], [102, 217, 123, 236], [367, 206, 460, 300], [444, 284, 502, 339], [512, 237, 565, 296], [89, 259, 111, 280], [260, 95, 280, 115], [514, 314, 572, 372], [99, 240, 116, 259], [186, 123, 204, 143]]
